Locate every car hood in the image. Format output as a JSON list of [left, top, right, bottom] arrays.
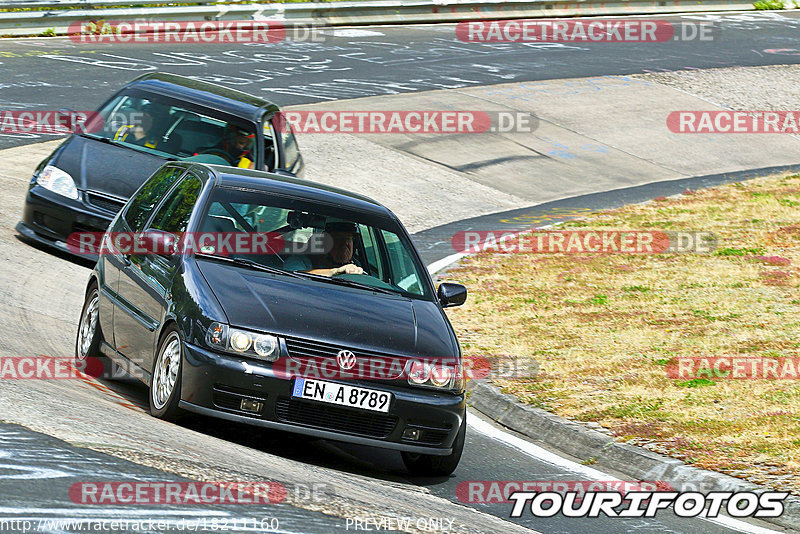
[[197, 259, 457, 358], [52, 135, 168, 199]]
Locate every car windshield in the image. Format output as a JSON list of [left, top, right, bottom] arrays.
[[84, 91, 261, 168], [195, 187, 432, 299]]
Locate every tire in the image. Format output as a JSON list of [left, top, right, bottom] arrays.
[[149, 326, 184, 421], [74, 283, 113, 379], [402, 412, 467, 477]]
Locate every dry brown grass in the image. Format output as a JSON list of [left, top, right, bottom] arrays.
[[445, 173, 800, 493]]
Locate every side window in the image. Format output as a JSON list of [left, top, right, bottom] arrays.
[[359, 224, 384, 280], [381, 230, 423, 295], [124, 166, 184, 231], [149, 174, 203, 233], [263, 120, 279, 171], [280, 123, 300, 172]]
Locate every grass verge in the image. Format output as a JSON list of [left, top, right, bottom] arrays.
[[445, 173, 800, 493]]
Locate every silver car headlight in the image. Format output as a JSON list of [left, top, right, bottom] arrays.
[[206, 322, 280, 362], [37, 165, 78, 200], [405, 359, 463, 391]]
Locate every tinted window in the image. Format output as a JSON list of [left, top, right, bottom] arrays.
[[382, 230, 423, 296], [281, 124, 300, 171], [263, 120, 278, 171], [359, 224, 384, 280], [149, 174, 203, 233], [124, 166, 183, 232], [197, 188, 431, 298]]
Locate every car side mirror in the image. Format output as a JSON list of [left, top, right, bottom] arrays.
[[437, 283, 467, 308], [141, 229, 178, 257]]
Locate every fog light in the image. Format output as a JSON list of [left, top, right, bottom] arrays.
[[402, 427, 421, 441], [240, 399, 263, 413]]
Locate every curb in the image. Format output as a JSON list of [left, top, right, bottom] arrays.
[[467, 380, 800, 530]]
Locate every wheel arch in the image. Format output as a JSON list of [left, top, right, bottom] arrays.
[[85, 273, 100, 295]]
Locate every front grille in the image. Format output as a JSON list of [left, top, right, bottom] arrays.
[[275, 397, 398, 438], [284, 337, 408, 379], [87, 192, 126, 214]]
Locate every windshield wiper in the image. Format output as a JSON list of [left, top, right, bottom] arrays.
[[79, 133, 124, 147], [197, 254, 305, 279], [294, 272, 396, 294]]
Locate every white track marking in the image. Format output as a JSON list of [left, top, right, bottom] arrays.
[[330, 29, 385, 37]]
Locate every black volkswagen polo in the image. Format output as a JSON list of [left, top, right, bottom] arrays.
[[17, 72, 304, 260], [75, 162, 469, 476]]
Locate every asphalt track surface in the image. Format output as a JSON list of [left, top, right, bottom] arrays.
[[1, 11, 800, 150], [1, 10, 800, 534]]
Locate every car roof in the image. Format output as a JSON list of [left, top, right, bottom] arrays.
[[184, 163, 395, 218], [126, 73, 279, 122]]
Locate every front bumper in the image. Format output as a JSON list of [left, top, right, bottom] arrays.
[[17, 185, 116, 261], [181, 342, 466, 455]]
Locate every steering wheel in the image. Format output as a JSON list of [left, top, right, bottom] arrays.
[[197, 148, 234, 165]]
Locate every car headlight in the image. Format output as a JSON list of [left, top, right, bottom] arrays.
[[406, 359, 463, 391], [36, 165, 79, 200], [206, 322, 280, 362]]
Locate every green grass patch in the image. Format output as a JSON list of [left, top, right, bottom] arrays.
[[715, 247, 766, 256]]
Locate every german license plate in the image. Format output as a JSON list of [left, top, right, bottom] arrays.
[[292, 378, 392, 413]]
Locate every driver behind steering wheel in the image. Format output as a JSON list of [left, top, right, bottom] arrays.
[[284, 221, 364, 277], [215, 124, 256, 169]]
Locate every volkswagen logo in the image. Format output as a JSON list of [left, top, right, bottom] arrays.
[[336, 350, 357, 370]]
